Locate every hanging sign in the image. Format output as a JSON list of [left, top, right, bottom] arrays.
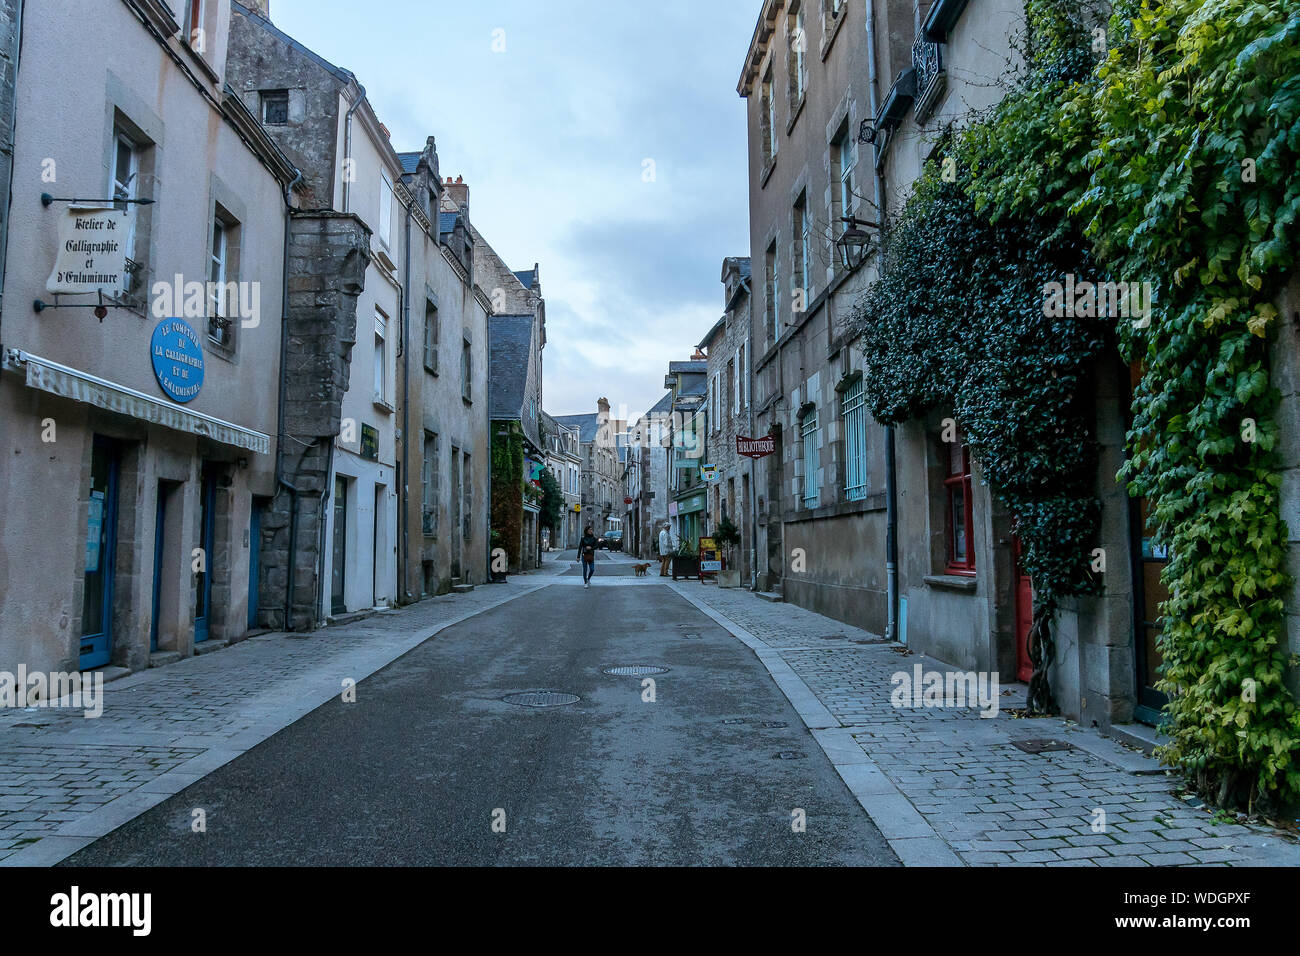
[[736, 434, 776, 459], [150, 318, 205, 403], [46, 205, 134, 295], [700, 463, 718, 482]]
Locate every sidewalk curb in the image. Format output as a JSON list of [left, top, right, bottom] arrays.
[[668, 584, 963, 867], [1, 582, 549, 868]]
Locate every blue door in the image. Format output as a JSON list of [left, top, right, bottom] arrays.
[[194, 470, 216, 643], [247, 499, 262, 630], [150, 485, 166, 652], [79, 437, 120, 670]]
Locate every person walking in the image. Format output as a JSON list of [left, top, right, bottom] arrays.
[[658, 523, 675, 577], [578, 525, 600, 588]]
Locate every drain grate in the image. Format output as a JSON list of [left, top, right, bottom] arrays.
[[602, 665, 669, 676], [1011, 738, 1077, 754], [502, 691, 581, 708], [723, 717, 749, 724], [761, 721, 788, 728]]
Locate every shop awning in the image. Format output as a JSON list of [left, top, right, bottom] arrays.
[[5, 349, 270, 454]]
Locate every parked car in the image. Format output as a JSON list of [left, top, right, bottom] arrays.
[[604, 530, 623, 551]]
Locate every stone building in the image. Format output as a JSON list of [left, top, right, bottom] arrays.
[[540, 411, 582, 550], [0, 0, 298, 677], [732, 0, 1298, 735], [395, 148, 491, 598], [554, 398, 624, 537], [627, 392, 674, 559], [230, 1, 403, 623], [699, 257, 756, 585], [662, 359, 708, 548]]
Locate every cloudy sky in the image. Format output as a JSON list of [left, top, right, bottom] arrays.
[[271, 0, 757, 421]]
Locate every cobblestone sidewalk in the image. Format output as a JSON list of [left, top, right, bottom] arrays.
[[671, 582, 1300, 867], [0, 574, 556, 866]]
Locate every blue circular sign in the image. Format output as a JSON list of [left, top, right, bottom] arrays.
[[150, 319, 205, 403]]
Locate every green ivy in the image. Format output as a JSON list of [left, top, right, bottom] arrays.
[[1078, 0, 1300, 810], [853, 0, 1300, 808]]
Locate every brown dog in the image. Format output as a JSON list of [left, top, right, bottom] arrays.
[[633, 563, 652, 577]]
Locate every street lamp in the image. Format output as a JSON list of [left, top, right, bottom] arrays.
[[836, 215, 878, 271]]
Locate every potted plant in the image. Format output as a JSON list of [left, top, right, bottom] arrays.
[[670, 538, 699, 581], [713, 516, 742, 588]]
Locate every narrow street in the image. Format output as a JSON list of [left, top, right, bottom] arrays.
[[55, 553, 895, 866], [2, 554, 1294, 869]]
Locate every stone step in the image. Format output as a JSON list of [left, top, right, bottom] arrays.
[[451, 583, 475, 594], [756, 590, 784, 603]]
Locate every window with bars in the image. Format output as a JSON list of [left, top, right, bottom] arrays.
[[944, 432, 975, 574], [843, 379, 867, 500], [801, 409, 820, 508], [422, 431, 438, 536]]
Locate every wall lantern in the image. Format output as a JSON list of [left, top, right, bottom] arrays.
[[836, 216, 878, 271]]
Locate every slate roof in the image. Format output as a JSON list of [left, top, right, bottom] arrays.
[[513, 268, 537, 290], [668, 361, 707, 374], [552, 413, 600, 444], [488, 315, 535, 423], [397, 152, 421, 174], [438, 211, 460, 238], [648, 392, 674, 415]]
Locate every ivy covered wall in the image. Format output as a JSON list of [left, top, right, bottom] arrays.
[[853, 0, 1300, 810]]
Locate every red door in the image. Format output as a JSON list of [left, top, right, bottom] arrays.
[[1012, 536, 1033, 682]]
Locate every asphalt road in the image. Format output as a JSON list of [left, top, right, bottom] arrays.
[[63, 575, 897, 866]]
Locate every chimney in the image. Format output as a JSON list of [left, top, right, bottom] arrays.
[[690, 348, 706, 361], [444, 175, 469, 212], [597, 397, 610, 418], [245, 0, 271, 18]]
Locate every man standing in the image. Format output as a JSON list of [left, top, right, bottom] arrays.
[[658, 524, 675, 577]]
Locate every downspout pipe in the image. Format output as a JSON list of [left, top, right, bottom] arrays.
[[866, 0, 898, 643], [341, 83, 366, 214], [276, 169, 304, 630], [745, 279, 759, 591], [398, 191, 411, 603]]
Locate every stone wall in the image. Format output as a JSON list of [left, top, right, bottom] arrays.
[[258, 210, 371, 630]]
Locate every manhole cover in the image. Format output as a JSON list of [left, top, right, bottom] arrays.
[[502, 692, 581, 707], [1011, 738, 1077, 754], [775, 751, 806, 760], [602, 665, 670, 676], [723, 717, 749, 725], [762, 721, 788, 728]]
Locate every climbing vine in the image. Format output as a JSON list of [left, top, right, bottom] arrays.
[[1078, 0, 1300, 810], [491, 422, 525, 569], [853, 0, 1300, 808], [852, 0, 1108, 716]]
